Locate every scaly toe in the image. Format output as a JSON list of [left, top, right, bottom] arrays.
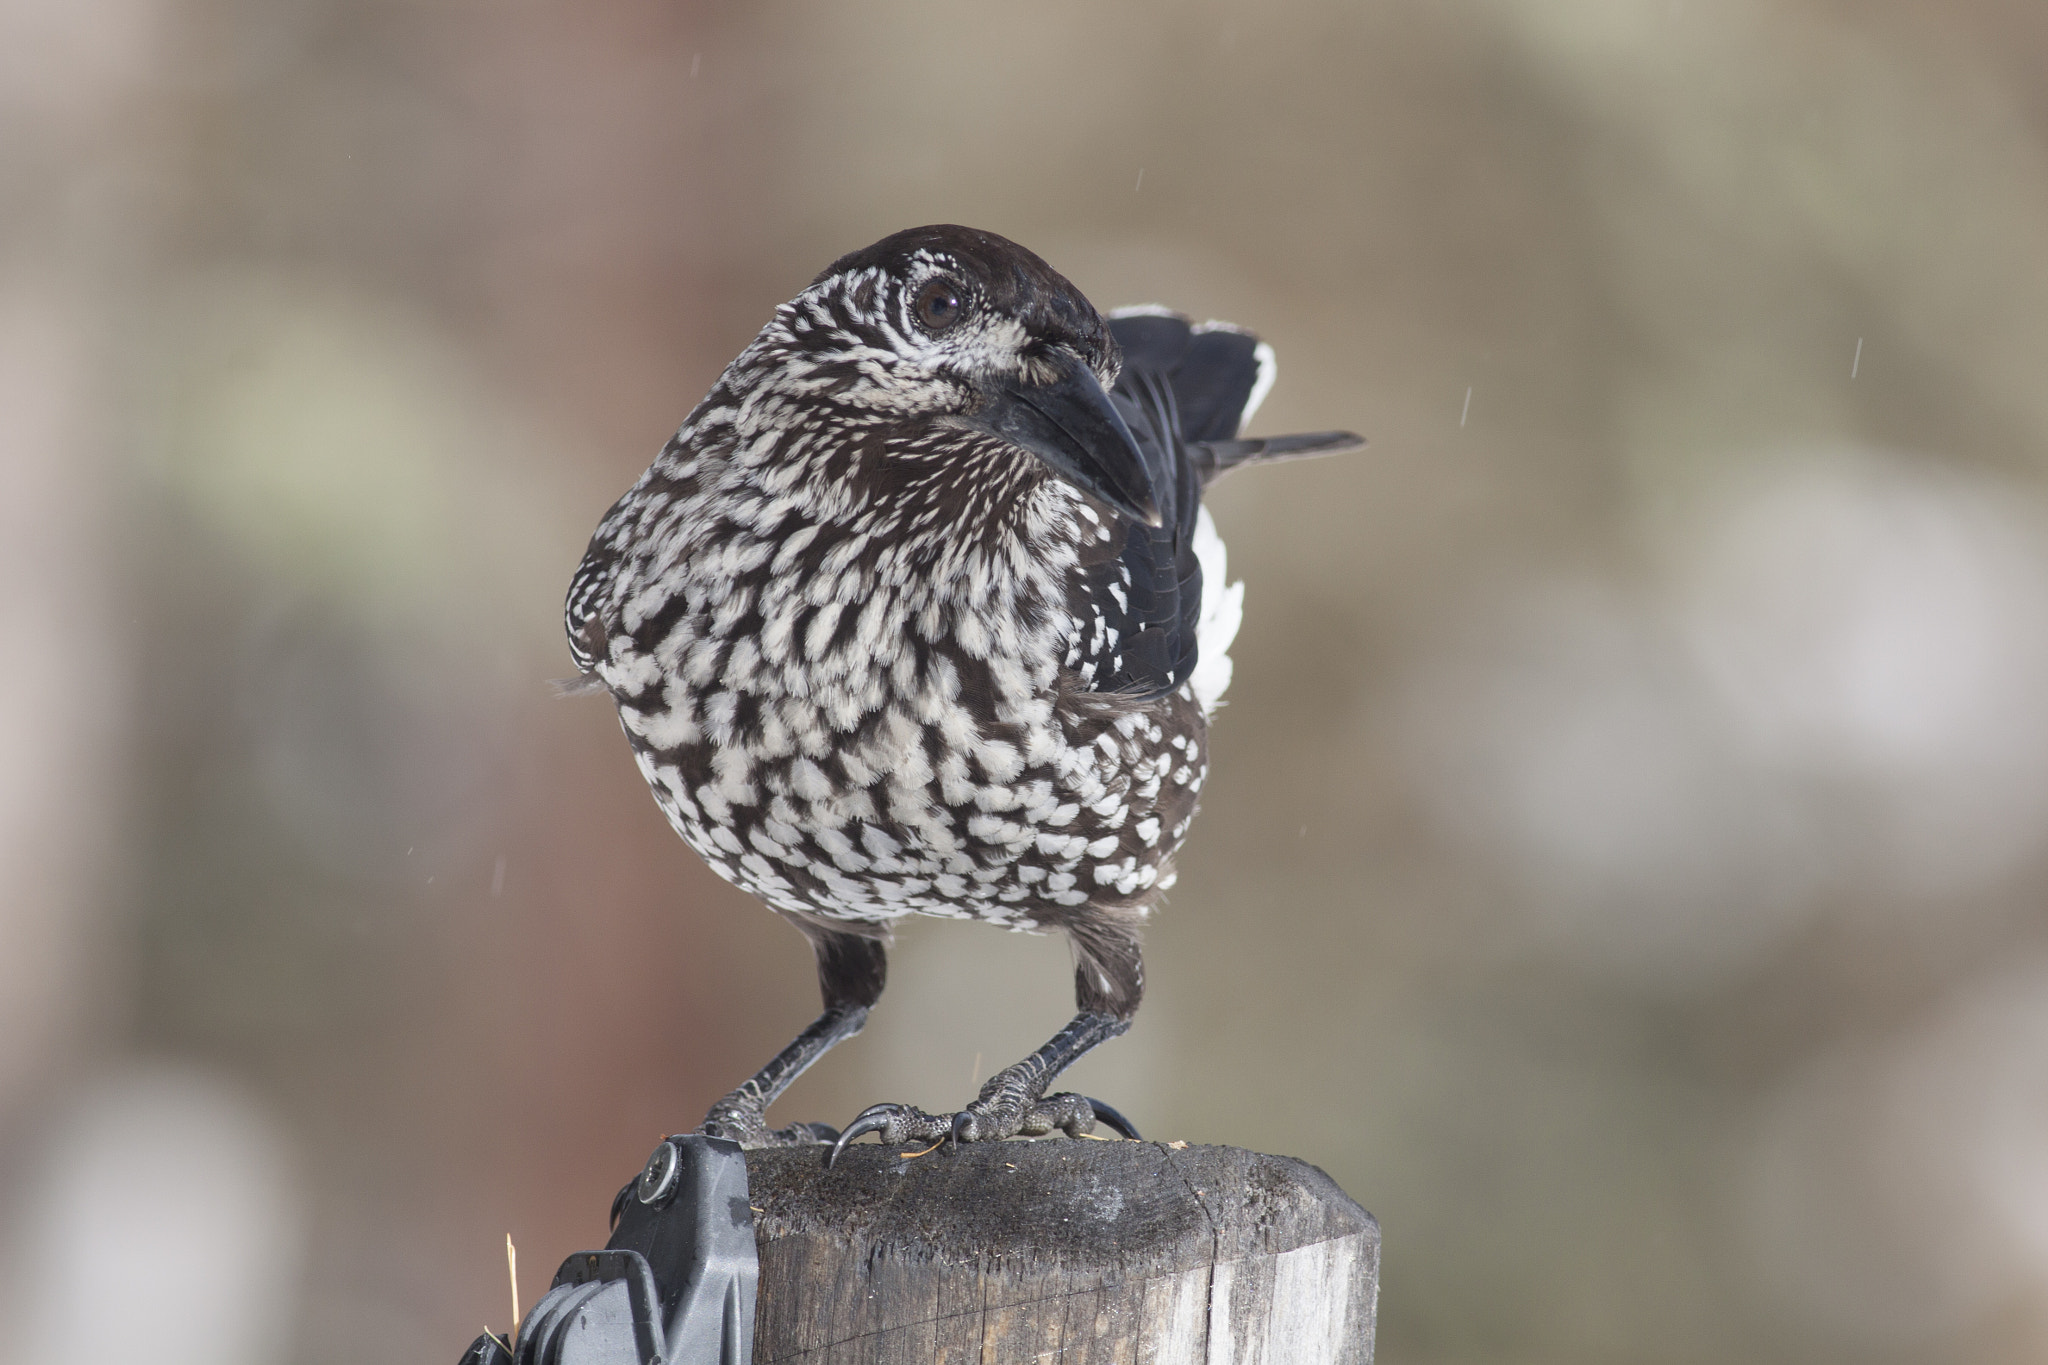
[[826, 1102, 952, 1167], [1015, 1091, 1100, 1138], [698, 1103, 839, 1149], [952, 1091, 1115, 1143]]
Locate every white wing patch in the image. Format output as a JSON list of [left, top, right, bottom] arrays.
[[1189, 504, 1242, 715], [1241, 339, 1277, 430]]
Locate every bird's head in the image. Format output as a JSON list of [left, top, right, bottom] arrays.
[[765, 224, 1162, 528]]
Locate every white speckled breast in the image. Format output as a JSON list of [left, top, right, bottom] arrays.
[[594, 419, 1214, 930]]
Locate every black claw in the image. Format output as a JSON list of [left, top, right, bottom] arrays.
[[826, 1104, 902, 1168], [1084, 1096, 1141, 1140]]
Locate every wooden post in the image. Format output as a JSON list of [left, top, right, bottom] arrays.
[[746, 1140, 1378, 1364]]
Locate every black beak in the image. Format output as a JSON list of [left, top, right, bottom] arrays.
[[965, 351, 1162, 527]]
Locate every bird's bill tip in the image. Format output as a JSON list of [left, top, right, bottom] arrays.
[[970, 355, 1162, 528]]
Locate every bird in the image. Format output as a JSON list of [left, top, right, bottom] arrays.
[[563, 224, 1361, 1158]]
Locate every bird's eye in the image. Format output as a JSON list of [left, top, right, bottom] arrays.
[[912, 279, 967, 334]]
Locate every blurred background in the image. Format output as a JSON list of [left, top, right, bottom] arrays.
[[6, 0, 2048, 1361]]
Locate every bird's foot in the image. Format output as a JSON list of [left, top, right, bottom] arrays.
[[826, 1091, 1139, 1166], [698, 1095, 838, 1149]]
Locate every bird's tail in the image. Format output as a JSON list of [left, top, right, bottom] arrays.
[[1106, 307, 1364, 488]]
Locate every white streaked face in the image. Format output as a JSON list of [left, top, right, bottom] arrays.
[[777, 251, 1098, 418]]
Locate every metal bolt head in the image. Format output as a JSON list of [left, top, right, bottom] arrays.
[[637, 1139, 680, 1205]]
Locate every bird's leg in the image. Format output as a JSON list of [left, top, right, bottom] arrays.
[[699, 924, 885, 1148], [830, 918, 1144, 1163]]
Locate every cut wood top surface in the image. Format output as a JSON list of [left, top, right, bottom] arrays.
[[742, 1139, 1380, 1361], [745, 1139, 1375, 1270]]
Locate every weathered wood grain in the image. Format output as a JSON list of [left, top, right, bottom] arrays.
[[745, 1140, 1377, 1364]]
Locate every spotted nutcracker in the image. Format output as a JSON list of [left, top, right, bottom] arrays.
[[564, 225, 1360, 1158]]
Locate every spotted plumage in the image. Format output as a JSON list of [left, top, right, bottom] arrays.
[[566, 225, 1360, 1151]]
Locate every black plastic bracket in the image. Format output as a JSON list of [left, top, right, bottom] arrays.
[[457, 1135, 758, 1365]]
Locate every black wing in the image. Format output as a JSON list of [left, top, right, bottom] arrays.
[[564, 483, 651, 681], [1062, 311, 1363, 700], [564, 534, 616, 676]]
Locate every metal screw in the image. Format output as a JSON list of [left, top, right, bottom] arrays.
[[637, 1140, 680, 1206]]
